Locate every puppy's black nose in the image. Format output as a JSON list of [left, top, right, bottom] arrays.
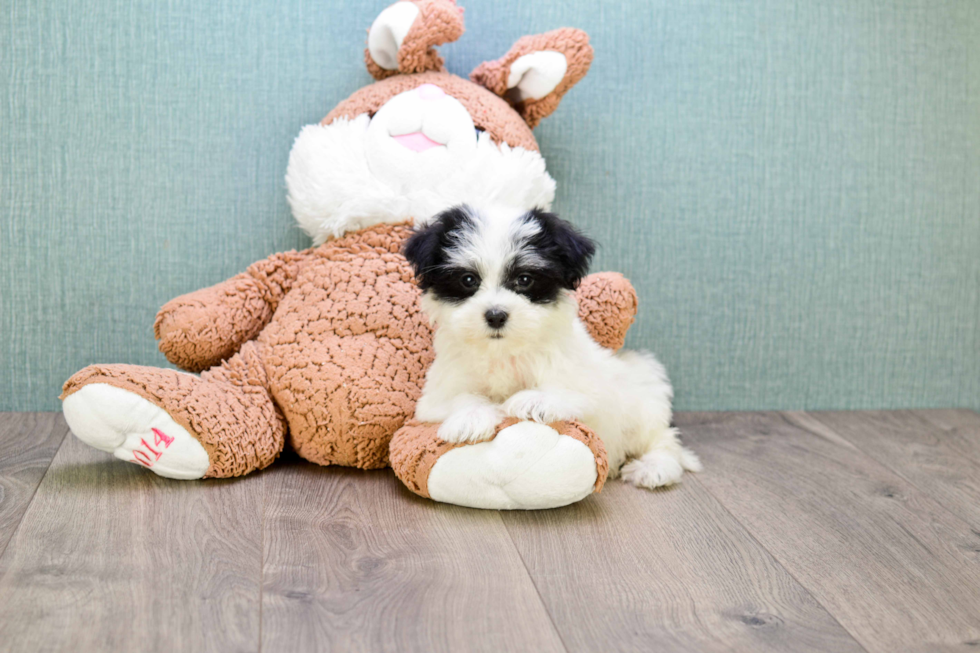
[[484, 308, 509, 330]]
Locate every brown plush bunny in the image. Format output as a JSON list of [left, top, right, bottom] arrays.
[[61, 0, 638, 510]]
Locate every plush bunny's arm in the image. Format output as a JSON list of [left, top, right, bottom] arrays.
[[154, 250, 313, 372], [576, 272, 638, 351]]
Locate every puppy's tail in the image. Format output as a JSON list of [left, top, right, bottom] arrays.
[[678, 440, 703, 472]]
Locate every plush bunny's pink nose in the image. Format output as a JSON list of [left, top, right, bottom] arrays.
[[417, 84, 445, 101]]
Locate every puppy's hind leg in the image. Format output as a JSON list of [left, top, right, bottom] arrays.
[[621, 427, 701, 490]]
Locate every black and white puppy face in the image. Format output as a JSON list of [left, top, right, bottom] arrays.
[[404, 205, 595, 345]]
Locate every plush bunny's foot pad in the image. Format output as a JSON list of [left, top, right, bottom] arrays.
[[63, 384, 210, 479], [391, 418, 608, 510], [61, 359, 285, 479]]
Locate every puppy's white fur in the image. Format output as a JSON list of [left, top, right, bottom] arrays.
[[414, 206, 701, 489]]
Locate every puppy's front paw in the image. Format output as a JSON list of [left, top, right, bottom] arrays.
[[503, 390, 585, 424], [437, 405, 504, 444]]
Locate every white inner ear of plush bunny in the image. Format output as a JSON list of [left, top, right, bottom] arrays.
[[506, 51, 568, 102], [368, 2, 421, 70]]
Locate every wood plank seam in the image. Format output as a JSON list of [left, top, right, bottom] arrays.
[[259, 470, 266, 653], [501, 517, 572, 653], [786, 411, 980, 542], [259, 465, 568, 651], [0, 430, 266, 652], [917, 410, 980, 466], [688, 473, 872, 653], [677, 410, 980, 652], [501, 471, 869, 652], [0, 417, 69, 562]]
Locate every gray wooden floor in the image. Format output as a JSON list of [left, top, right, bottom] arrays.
[[1, 410, 979, 652]]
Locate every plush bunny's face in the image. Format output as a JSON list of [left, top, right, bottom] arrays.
[[365, 84, 479, 188], [286, 72, 558, 245], [285, 1, 593, 244]]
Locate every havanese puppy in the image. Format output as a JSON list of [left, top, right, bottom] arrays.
[[403, 204, 701, 489]]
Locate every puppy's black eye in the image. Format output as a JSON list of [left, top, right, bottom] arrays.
[[460, 273, 480, 289], [515, 274, 534, 289]]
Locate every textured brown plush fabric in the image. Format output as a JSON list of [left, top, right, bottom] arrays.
[[365, 0, 465, 80], [61, 341, 286, 478], [387, 420, 458, 497], [256, 223, 434, 469], [153, 273, 272, 373], [471, 28, 594, 129], [576, 272, 638, 352], [558, 420, 609, 492], [155, 250, 313, 373], [323, 71, 540, 153], [389, 417, 609, 499]]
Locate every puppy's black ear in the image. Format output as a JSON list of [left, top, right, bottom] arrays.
[[403, 220, 443, 283], [525, 208, 596, 289], [403, 205, 475, 288]]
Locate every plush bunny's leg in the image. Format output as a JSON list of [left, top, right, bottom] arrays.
[[61, 342, 285, 479], [63, 382, 210, 479], [390, 418, 607, 510]]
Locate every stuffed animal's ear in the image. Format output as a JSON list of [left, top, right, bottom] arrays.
[[470, 28, 593, 128], [365, 0, 465, 80]]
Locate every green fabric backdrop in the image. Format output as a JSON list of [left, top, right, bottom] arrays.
[[2, 0, 978, 412]]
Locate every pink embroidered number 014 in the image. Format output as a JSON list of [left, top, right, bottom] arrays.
[[132, 427, 175, 468]]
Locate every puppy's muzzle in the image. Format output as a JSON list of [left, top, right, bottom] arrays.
[[484, 308, 509, 331]]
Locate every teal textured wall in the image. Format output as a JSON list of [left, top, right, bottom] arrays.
[[2, 0, 978, 412]]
